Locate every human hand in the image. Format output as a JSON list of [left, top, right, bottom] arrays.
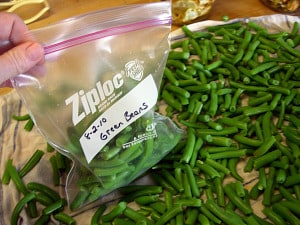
[[0, 12, 44, 87]]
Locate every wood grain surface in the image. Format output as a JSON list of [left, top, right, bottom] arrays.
[[14, 0, 291, 30]]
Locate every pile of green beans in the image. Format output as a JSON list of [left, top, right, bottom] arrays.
[[3, 18, 300, 224], [88, 20, 300, 224], [2, 148, 75, 225]]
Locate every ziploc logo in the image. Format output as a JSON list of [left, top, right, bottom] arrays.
[[65, 59, 144, 126], [125, 59, 144, 81]]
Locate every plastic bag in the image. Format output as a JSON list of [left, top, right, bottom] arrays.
[[11, 1, 183, 210]]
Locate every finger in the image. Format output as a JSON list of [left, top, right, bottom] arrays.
[[0, 12, 35, 44], [0, 41, 44, 84]]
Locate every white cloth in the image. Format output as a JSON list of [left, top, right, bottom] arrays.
[[0, 90, 121, 225], [0, 90, 151, 225]]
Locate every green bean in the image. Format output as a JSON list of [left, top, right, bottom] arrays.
[[254, 149, 281, 169], [42, 199, 64, 215], [200, 204, 222, 224], [180, 127, 196, 164], [182, 172, 192, 199], [206, 158, 231, 175], [214, 177, 226, 207], [205, 199, 246, 225], [189, 100, 203, 122], [253, 135, 276, 157], [244, 156, 255, 172], [268, 85, 291, 95], [229, 80, 268, 92], [285, 114, 300, 127], [70, 188, 90, 211], [261, 111, 273, 140], [11, 192, 36, 225], [250, 61, 277, 75], [228, 158, 243, 182], [234, 181, 246, 198], [49, 155, 60, 186], [284, 174, 300, 187], [34, 215, 50, 225], [287, 139, 300, 158], [120, 185, 163, 200], [207, 149, 246, 160], [35, 193, 54, 206], [196, 126, 238, 136], [166, 83, 190, 98], [168, 51, 190, 60], [208, 136, 232, 147], [257, 167, 267, 190], [243, 40, 260, 63], [282, 126, 300, 145], [198, 214, 210, 225], [154, 204, 182, 225], [273, 202, 300, 225], [239, 66, 269, 86], [278, 186, 297, 202], [207, 21, 243, 32], [276, 168, 287, 184], [161, 90, 182, 112], [124, 207, 154, 225], [167, 59, 186, 71], [280, 200, 300, 217], [243, 104, 270, 116], [270, 92, 282, 110], [248, 93, 273, 106], [114, 218, 135, 225], [196, 160, 221, 179], [94, 163, 129, 177], [190, 137, 203, 168], [271, 155, 289, 170], [27, 182, 61, 202], [24, 117, 34, 131], [262, 207, 286, 225], [185, 208, 198, 225], [207, 121, 223, 131], [230, 88, 244, 112], [161, 169, 183, 193], [164, 67, 179, 86], [7, 162, 28, 195], [276, 36, 300, 57], [135, 195, 160, 206], [249, 181, 260, 200], [233, 134, 262, 147], [224, 183, 253, 215], [185, 164, 201, 197], [102, 201, 127, 222], [243, 215, 261, 225], [174, 197, 202, 207], [262, 167, 276, 206], [53, 212, 76, 225], [2, 158, 12, 184], [12, 113, 31, 121]]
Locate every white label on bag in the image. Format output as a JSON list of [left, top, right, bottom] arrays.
[[80, 75, 158, 163]]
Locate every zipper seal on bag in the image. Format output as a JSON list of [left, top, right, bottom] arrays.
[[43, 17, 172, 55]]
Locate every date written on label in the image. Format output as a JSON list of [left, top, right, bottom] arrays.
[[84, 117, 108, 140]]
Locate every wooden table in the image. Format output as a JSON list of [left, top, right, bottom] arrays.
[[23, 0, 291, 30], [0, 0, 297, 96]]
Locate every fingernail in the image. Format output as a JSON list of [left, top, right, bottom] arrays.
[[26, 42, 44, 61]]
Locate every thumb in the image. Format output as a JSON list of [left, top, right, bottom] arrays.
[[0, 41, 44, 84]]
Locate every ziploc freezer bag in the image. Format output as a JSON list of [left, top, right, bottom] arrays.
[[11, 2, 183, 210]]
